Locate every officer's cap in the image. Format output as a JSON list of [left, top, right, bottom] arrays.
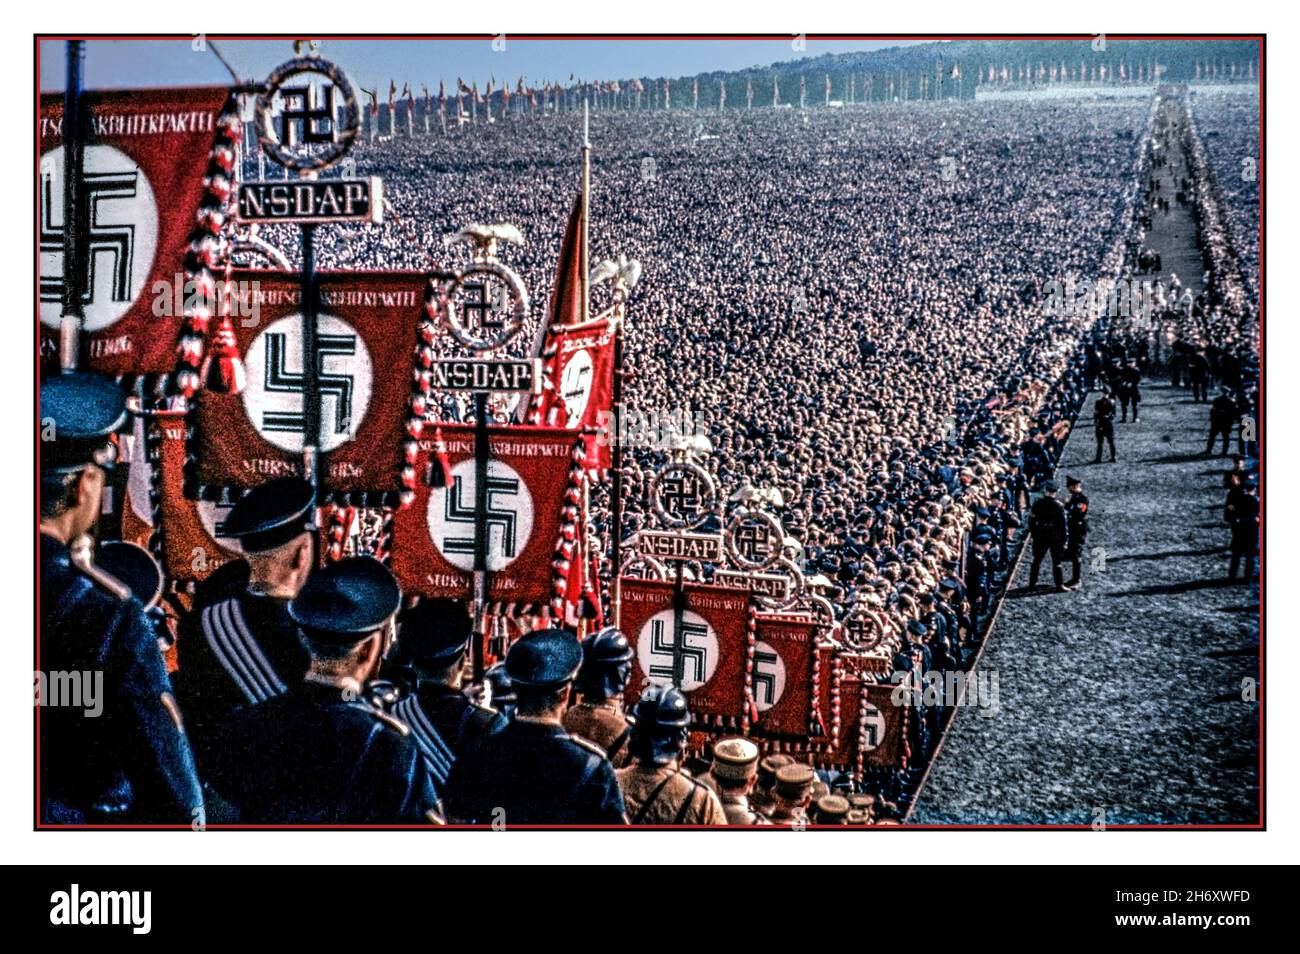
[[505, 628, 583, 690], [39, 372, 128, 474], [711, 737, 760, 782], [757, 754, 793, 786], [813, 794, 850, 824], [940, 577, 961, 591], [397, 597, 472, 664], [289, 557, 401, 647], [224, 477, 316, 553], [907, 619, 928, 638], [1065, 476, 1081, 488], [1042, 480, 1058, 493], [774, 763, 816, 800]]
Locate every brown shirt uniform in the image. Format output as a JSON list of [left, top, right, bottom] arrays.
[[616, 763, 727, 825], [562, 701, 633, 769], [720, 793, 771, 826]]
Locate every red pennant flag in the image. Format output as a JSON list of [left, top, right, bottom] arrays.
[[751, 614, 819, 738], [529, 315, 616, 470], [190, 271, 423, 503], [621, 578, 754, 727], [39, 87, 233, 376], [390, 425, 584, 605]]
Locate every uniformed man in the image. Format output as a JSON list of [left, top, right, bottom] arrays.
[[812, 794, 851, 825], [617, 686, 727, 825], [1117, 361, 1142, 423], [1063, 476, 1090, 588], [444, 629, 627, 825], [1225, 478, 1259, 581], [385, 598, 507, 795], [562, 627, 635, 768], [751, 753, 793, 818], [174, 476, 315, 770], [768, 763, 816, 826], [1028, 481, 1069, 593], [1093, 392, 1117, 463], [702, 737, 770, 825], [203, 558, 435, 822], [39, 373, 203, 824], [1207, 389, 1238, 457], [483, 662, 516, 720]]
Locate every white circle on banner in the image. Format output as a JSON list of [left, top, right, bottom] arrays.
[[427, 458, 534, 572], [560, 348, 594, 428], [751, 640, 787, 712], [637, 608, 718, 692], [861, 703, 887, 752], [241, 313, 373, 453], [197, 501, 245, 556], [39, 144, 159, 331]]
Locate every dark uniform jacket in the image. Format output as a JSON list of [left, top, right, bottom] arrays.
[[391, 682, 507, 793], [39, 534, 203, 824], [1094, 397, 1117, 433], [175, 588, 310, 770], [206, 681, 437, 824], [1066, 492, 1090, 555], [1029, 496, 1068, 548], [443, 719, 627, 825]]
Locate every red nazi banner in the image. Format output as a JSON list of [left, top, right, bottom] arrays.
[[121, 410, 245, 583], [621, 578, 752, 723], [390, 425, 581, 603], [39, 87, 232, 376], [531, 315, 616, 470], [751, 614, 818, 738], [817, 675, 906, 770], [190, 271, 422, 504]]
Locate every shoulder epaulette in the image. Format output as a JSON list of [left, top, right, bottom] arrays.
[[568, 733, 608, 758]]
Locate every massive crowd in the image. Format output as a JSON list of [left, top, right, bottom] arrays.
[[48, 89, 1248, 826], [253, 98, 1153, 650]]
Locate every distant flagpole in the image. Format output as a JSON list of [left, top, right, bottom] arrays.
[[581, 99, 591, 325]]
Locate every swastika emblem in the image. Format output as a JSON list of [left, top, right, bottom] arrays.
[[39, 144, 159, 331], [751, 640, 787, 712], [241, 313, 373, 453], [637, 608, 719, 692], [427, 458, 535, 572], [559, 348, 594, 428], [861, 703, 887, 752]]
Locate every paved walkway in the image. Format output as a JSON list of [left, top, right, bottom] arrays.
[[912, 383, 1260, 824]]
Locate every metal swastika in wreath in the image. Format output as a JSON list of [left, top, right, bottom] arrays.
[[429, 224, 531, 353], [724, 508, 785, 571], [254, 52, 361, 174], [649, 461, 719, 530]]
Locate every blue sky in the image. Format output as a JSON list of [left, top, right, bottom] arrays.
[[40, 38, 926, 93]]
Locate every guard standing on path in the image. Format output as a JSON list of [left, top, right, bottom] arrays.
[[617, 685, 727, 825], [1028, 481, 1070, 593], [563, 627, 635, 768], [1063, 476, 1090, 588], [384, 598, 508, 796], [1207, 389, 1238, 457], [39, 373, 204, 825], [174, 476, 316, 770], [1093, 392, 1118, 463], [206, 557, 438, 824], [1225, 478, 1260, 581], [1117, 361, 1142, 423], [443, 630, 627, 825]]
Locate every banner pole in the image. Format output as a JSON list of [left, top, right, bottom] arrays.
[[59, 39, 87, 373], [300, 222, 320, 490], [471, 391, 489, 681]]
